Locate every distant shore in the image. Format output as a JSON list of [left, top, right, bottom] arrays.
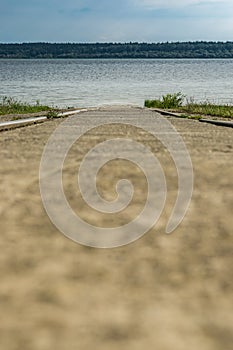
[[1, 41, 233, 59]]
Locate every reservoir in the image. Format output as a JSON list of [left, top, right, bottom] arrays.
[[1, 58, 233, 108]]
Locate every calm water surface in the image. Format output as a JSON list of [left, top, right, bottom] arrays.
[[1, 59, 233, 108]]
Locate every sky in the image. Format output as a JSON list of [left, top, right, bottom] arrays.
[[0, 0, 233, 43]]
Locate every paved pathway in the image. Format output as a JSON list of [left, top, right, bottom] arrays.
[[0, 106, 232, 350]]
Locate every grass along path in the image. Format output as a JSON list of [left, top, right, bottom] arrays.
[[0, 96, 55, 115], [145, 93, 233, 119]]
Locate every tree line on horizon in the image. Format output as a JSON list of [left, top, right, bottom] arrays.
[[0, 42, 233, 59]]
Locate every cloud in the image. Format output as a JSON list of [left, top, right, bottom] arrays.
[[132, 0, 228, 9], [0, 0, 233, 42], [131, 0, 233, 19]]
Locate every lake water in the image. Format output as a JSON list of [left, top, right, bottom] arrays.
[[1, 59, 233, 108]]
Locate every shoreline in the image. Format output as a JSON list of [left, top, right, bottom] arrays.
[[1, 104, 233, 130]]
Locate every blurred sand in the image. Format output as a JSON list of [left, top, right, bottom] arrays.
[[0, 106, 232, 350]]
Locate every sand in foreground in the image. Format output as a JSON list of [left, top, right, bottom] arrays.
[[0, 106, 232, 350]]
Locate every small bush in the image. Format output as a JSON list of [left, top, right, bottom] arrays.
[[46, 110, 59, 119], [145, 92, 185, 109]]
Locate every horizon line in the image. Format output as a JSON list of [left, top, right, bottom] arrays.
[[1, 40, 233, 45]]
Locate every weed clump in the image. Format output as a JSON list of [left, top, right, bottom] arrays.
[[0, 96, 51, 115], [145, 93, 233, 119], [145, 92, 185, 109]]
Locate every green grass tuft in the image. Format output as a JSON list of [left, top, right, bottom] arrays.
[[0, 96, 52, 115], [180, 101, 233, 118], [145, 92, 185, 109], [145, 93, 233, 119]]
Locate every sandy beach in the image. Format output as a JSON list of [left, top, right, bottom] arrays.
[[0, 106, 232, 350]]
